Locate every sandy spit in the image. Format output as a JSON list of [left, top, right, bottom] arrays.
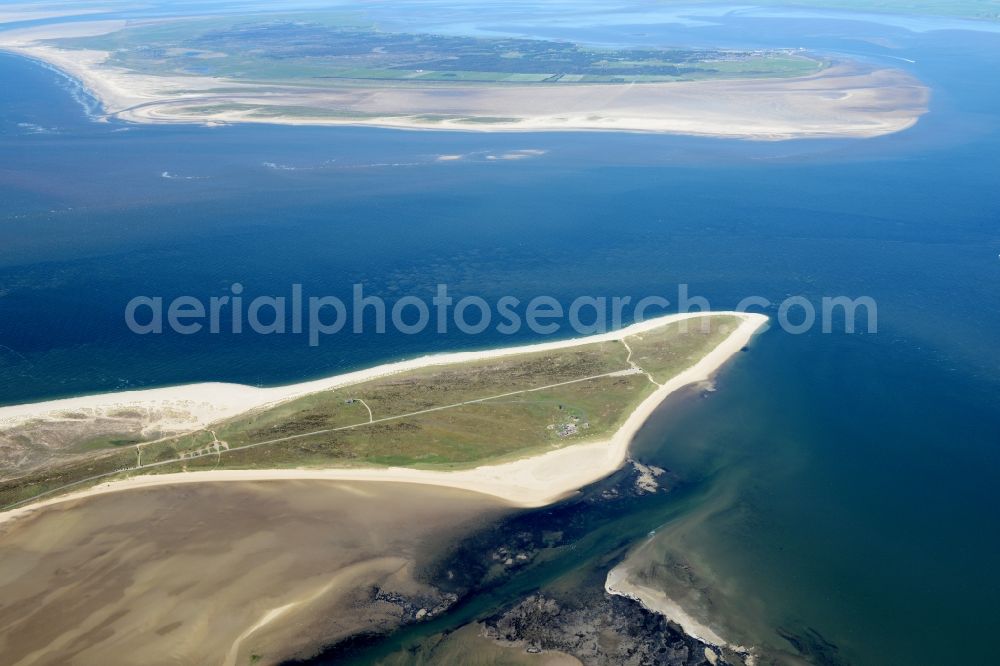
[[0, 312, 767, 524]]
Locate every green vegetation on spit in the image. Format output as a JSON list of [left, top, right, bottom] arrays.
[[54, 17, 823, 86], [0, 315, 741, 509]]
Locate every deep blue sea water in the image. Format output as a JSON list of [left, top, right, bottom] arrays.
[[1, 6, 999, 665]]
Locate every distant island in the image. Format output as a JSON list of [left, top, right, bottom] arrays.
[[0, 10, 929, 138]]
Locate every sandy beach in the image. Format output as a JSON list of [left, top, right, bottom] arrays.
[[605, 568, 729, 648], [0, 311, 767, 523], [0, 20, 929, 140], [605, 569, 757, 664]]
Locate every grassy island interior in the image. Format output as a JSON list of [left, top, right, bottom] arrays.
[[54, 17, 822, 86], [0, 314, 742, 508]]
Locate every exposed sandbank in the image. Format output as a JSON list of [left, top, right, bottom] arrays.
[[124, 64, 929, 140], [0, 480, 506, 666], [606, 569, 750, 660]]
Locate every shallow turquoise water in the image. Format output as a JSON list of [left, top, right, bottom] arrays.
[[624, 327, 1000, 664], [1, 7, 999, 665]]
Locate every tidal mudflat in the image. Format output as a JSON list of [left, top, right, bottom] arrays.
[[0, 480, 509, 666]]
